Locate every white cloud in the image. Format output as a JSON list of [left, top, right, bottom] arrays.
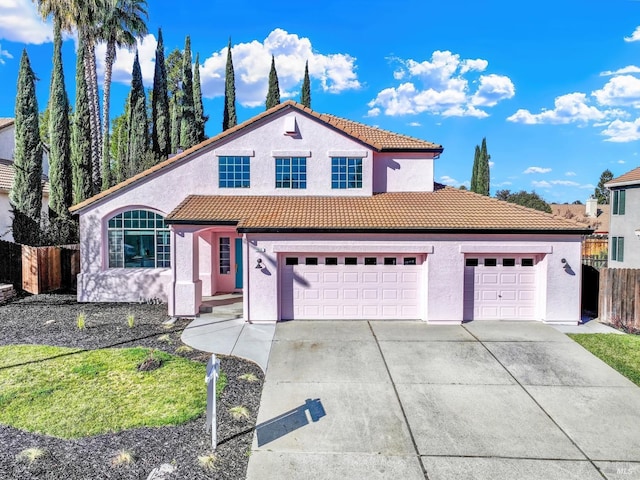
[[0, 0, 52, 44], [580, 183, 596, 189], [565, 171, 577, 176], [95, 34, 157, 87], [408, 121, 421, 127], [440, 175, 469, 188], [493, 181, 512, 187], [532, 180, 551, 188], [0, 43, 12, 65], [592, 75, 640, 107], [625, 26, 640, 42], [550, 180, 579, 186], [524, 166, 552, 174], [367, 50, 514, 118], [488, 161, 495, 168], [601, 118, 640, 142], [507, 92, 618, 124], [618, 159, 626, 164], [199, 29, 360, 107], [600, 65, 640, 76]]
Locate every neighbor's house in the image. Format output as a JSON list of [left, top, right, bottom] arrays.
[[606, 167, 640, 268], [0, 118, 50, 242], [70, 101, 590, 324]]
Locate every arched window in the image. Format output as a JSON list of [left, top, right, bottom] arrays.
[[107, 210, 170, 268]]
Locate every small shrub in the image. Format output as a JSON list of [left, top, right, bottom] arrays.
[[137, 350, 162, 372], [229, 405, 250, 420], [175, 345, 193, 354], [198, 453, 217, 471], [127, 314, 135, 329], [111, 450, 135, 466], [16, 447, 46, 464], [157, 334, 172, 344], [238, 372, 258, 383], [76, 312, 86, 330]]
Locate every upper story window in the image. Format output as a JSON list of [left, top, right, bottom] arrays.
[[219, 156, 250, 188], [612, 189, 626, 215], [275, 157, 307, 189], [331, 157, 362, 189], [107, 210, 170, 268]]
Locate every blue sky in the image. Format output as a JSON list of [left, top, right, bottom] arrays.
[[1, 0, 640, 203]]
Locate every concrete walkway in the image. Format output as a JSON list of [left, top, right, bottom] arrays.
[[246, 321, 640, 480], [180, 295, 275, 371]]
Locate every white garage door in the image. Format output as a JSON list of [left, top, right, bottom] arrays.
[[280, 254, 423, 320], [463, 256, 538, 320]]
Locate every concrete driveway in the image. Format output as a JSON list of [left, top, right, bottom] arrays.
[[245, 321, 640, 480]]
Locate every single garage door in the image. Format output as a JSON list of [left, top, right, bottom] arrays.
[[280, 254, 423, 320], [463, 255, 538, 320]]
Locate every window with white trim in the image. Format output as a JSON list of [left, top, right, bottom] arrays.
[[275, 157, 307, 189], [107, 210, 170, 268], [331, 157, 362, 189]]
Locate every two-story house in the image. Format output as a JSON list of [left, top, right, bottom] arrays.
[[70, 101, 590, 324], [606, 167, 640, 267]]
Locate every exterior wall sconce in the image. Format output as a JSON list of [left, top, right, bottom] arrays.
[[255, 258, 264, 269], [635, 229, 640, 239]]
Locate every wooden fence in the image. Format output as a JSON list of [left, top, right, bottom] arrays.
[[582, 236, 608, 270], [598, 267, 640, 328], [0, 242, 79, 294]]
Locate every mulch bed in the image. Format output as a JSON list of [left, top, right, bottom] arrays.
[[0, 294, 264, 479]]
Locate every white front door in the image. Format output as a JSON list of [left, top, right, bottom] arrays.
[[280, 254, 423, 320], [464, 256, 538, 320]]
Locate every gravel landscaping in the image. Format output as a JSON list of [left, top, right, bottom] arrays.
[[0, 294, 264, 479]]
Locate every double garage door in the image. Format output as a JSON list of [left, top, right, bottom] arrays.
[[463, 255, 539, 320], [280, 254, 423, 320]]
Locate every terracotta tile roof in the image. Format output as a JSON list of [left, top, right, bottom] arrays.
[[606, 166, 640, 187], [166, 187, 591, 233], [0, 118, 14, 131], [70, 101, 443, 213], [0, 159, 49, 195], [550, 203, 609, 235]]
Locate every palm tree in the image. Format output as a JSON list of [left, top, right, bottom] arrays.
[[99, 0, 148, 190]]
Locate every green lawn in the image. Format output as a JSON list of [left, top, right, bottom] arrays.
[[569, 333, 640, 386], [0, 345, 226, 439]]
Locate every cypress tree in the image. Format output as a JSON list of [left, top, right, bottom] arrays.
[[301, 60, 311, 108], [11, 49, 43, 244], [48, 20, 73, 218], [266, 55, 280, 110], [170, 96, 181, 153], [478, 137, 491, 196], [223, 38, 237, 131], [470, 145, 480, 193], [111, 103, 129, 184], [193, 52, 207, 142], [180, 36, 198, 149], [152, 28, 170, 161], [127, 50, 149, 176], [72, 37, 93, 204]]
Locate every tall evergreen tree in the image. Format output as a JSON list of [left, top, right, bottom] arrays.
[[478, 137, 490, 196], [11, 49, 43, 244], [193, 52, 207, 142], [266, 55, 281, 110], [111, 100, 129, 183], [470, 145, 480, 193], [47, 20, 73, 218], [151, 27, 170, 161], [595, 169, 614, 204], [170, 96, 181, 153], [71, 37, 93, 204], [179, 36, 198, 149], [301, 60, 311, 108], [223, 38, 237, 131], [127, 50, 149, 176]]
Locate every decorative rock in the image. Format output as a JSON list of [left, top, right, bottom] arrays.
[[146, 463, 176, 480]]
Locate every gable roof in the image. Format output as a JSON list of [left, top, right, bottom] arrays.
[[550, 203, 609, 235], [166, 187, 592, 234], [606, 166, 640, 187], [70, 101, 443, 213], [0, 158, 50, 195]]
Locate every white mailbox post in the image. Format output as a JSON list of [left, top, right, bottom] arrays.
[[205, 354, 220, 450]]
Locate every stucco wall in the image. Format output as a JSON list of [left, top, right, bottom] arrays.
[[609, 185, 640, 268], [0, 126, 14, 160], [0, 191, 49, 242], [243, 233, 582, 324], [372, 153, 435, 193]]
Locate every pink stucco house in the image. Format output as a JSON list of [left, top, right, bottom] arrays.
[[70, 101, 590, 324]]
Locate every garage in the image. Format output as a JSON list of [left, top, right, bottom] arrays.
[[279, 254, 424, 320], [463, 255, 539, 320]]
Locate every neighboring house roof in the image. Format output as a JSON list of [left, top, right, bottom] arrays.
[[606, 166, 640, 187], [0, 118, 14, 131], [70, 101, 444, 213], [166, 187, 592, 234], [550, 203, 609, 235], [0, 158, 50, 195]]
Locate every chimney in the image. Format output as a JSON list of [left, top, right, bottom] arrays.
[[585, 197, 598, 218]]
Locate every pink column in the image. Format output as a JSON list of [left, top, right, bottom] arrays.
[[168, 226, 202, 317]]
